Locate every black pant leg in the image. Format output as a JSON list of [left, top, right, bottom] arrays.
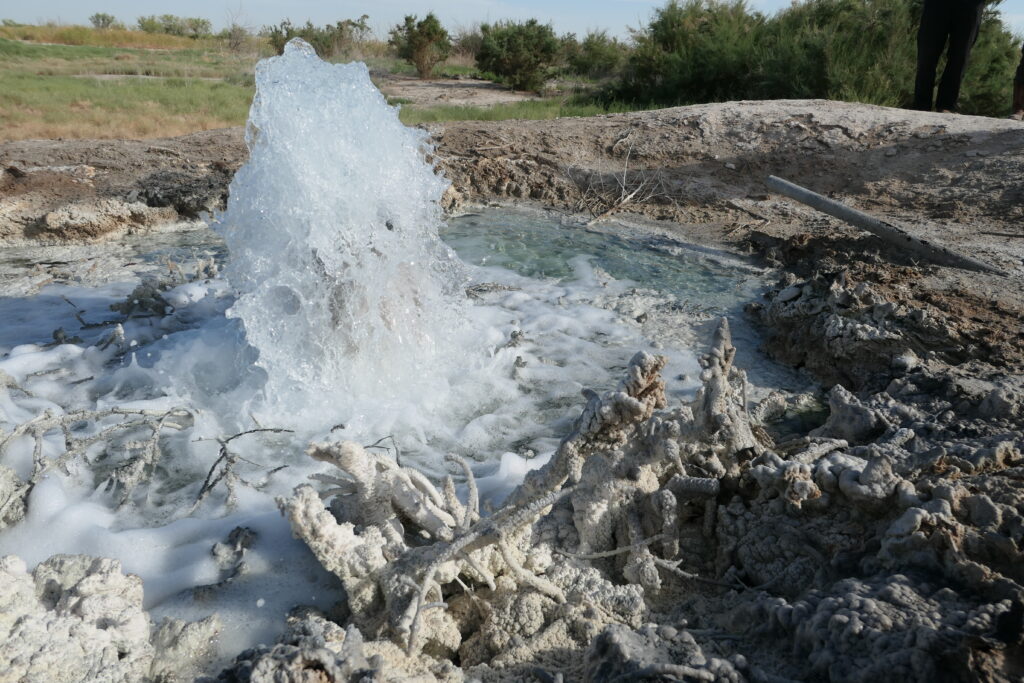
[[914, 0, 952, 111], [935, 0, 986, 111]]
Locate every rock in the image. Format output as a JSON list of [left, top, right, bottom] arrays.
[[0, 554, 153, 683]]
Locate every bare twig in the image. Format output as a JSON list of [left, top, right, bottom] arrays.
[[555, 535, 667, 560], [190, 428, 294, 513]]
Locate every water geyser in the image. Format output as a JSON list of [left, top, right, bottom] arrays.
[[216, 39, 468, 426]]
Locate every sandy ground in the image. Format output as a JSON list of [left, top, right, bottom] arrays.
[[375, 72, 539, 108]]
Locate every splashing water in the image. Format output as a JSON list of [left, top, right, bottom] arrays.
[[216, 40, 468, 426]]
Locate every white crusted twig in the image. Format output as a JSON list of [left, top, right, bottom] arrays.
[[402, 486, 574, 655], [555, 534, 667, 560], [652, 557, 741, 589], [497, 537, 566, 603], [444, 453, 479, 529], [1, 407, 190, 498]]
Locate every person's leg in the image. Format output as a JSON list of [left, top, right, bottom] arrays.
[[913, 0, 951, 111], [935, 0, 985, 112]]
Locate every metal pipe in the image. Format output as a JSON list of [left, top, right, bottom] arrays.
[[766, 175, 1006, 276]]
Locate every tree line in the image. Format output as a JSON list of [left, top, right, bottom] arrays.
[[83, 1, 1022, 116]]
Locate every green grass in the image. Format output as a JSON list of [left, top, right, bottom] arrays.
[[0, 25, 641, 141], [0, 38, 254, 79], [0, 24, 208, 49], [0, 38, 254, 140], [397, 97, 647, 125]]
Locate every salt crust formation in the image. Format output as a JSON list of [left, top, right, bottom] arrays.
[[251, 316, 1022, 680], [2, 310, 1022, 680], [0, 554, 219, 683]]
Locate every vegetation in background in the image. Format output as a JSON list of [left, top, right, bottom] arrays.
[[0, 68, 252, 141], [136, 15, 212, 39], [2, 0, 1021, 142], [389, 13, 451, 78], [0, 23, 203, 49], [477, 19, 560, 92], [451, 25, 484, 61], [611, 0, 1020, 116], [88, 13, 124, 30], [566, 30, 628, 79], [263, 17, 370, 59]]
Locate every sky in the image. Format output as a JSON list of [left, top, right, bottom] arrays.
[[2, 0, 1023, 39]]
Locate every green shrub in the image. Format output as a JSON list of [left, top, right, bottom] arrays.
[[136, 14, 211, 39], [615, 0, 765, 104], [611, 0, 1020, 116], [263, 16, 369, 59], [569, 30, 628, 79], [217, 23, 250, 52], [89, 13, 118, 30], [389, 13, 451, 78], [476, 19, 560, 92]]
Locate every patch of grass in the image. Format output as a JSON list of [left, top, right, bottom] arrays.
[[0, 24, 638, 141], [0, 70, 252, 140], [0, 38, 254, 79], [397, 97, 646, 124], [0, 24, 203, 50]]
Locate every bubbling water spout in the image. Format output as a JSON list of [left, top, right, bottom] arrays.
[[215, 39, 469, 427]]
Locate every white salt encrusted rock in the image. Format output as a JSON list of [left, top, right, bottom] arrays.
[[150, 615, 222, 682], [0, 554, 222, 683], [273, 311, 1024, 681], [0, 554, 153, 683]]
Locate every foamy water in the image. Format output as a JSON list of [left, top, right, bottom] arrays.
[[0, 40, 807, 666]]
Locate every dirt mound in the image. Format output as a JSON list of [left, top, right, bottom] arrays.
[[2, 99, 1023, 373], [0, 128, 243, 244]]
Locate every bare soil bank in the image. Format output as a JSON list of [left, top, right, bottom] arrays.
[[3, 100, 1022, 379]]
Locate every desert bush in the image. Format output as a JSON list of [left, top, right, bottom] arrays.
[[569, 30, 628, 79], [611, 0, 1020, 116], [615, 0, 765, 104], [0, 24, 197, 49], [88, 13, 123, 30], [264, 16, 370, 59], [389, 13, 451, 78], [136, 15, 211, 39], [452, 24, 484, 59], [476, 19, 560, 92], [217, 23, 251, 52]]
